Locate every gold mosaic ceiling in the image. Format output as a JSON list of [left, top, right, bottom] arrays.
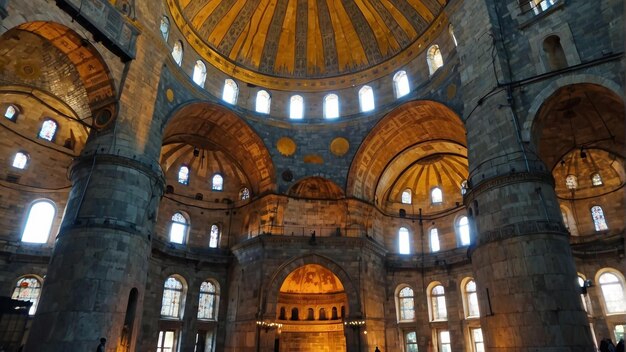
[[167, 0, 448, 90]]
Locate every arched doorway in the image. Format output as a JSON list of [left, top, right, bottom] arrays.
[[275, 264, 348, 352]]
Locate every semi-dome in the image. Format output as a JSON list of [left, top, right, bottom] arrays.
[[167, 0, 448, 90]]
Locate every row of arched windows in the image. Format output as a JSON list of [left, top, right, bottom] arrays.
[[160, 275, 219, 320], [168, 212, 221, 248], [561, 205, 610, 233], [278, 306, 345, 321], [176, 166, 250, 200], [565, 173, 604, 190], [158, 14, 452, 119], [401, 186, 446, 205], [4, 104, 59, 142], [398, 216, 470, 254]]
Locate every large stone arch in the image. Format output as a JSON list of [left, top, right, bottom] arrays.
[[522, 75, 623, 143], [263, 254, 361, 319], [161, 101, 276, 194]]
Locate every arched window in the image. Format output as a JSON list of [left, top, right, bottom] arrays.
[[457, 216, 470, 246], [543, 35, 568, 71], [393, 71, 410, 98], [449, 24, 458, 47], [591, 173, 603, 187], [319, 308, 327, 320], [427, 45, 444, 75], [463, 279, 480, 318], [431, 187, 443, 204], [398, 227, 410, 254], [4, 105, 18, 121], [566, 174, 578, 190], [209, 224, 220, 248], [430, 228, 440, 252], [397, 286, 415, 321], [591, 206, 608, 231], [12, 152, 29, 169], [401, 189, 412, 204], [429, 284, 447, 321], [239, 187, 250, 200], [160, 276, 185, 318], [21, 200, 56, 243], [169, 212, 188, 244], [290, 307, 299, 320], [331, 307, 338, 320], [172, 41, 183, 66], [460, 180, 468, 195], [598, 271, 626, 314], [359, 86, 375, 112], [279, 307, 286, 320], [290, 95, 303, 119], [160, 16, 170, 41], [12, 276, 42, 315], [256, 90, 271, 114], [222, 79, 238, 104], [212, 174, 224, 191], [178, 165, 190, 185], [38, 119, 58, 141], [307, 308, 314, 320], [324, 94, 339, 119], [578, 276, 589, 313], [198, 280, 218, 320], [193, 61, 207, 86]]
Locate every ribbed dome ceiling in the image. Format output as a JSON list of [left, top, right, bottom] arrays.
[[168, 0, 448, 90]]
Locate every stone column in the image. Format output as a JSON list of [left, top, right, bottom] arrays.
[[24, 147, 164, 351]]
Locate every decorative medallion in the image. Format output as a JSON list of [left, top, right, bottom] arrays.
[[330, 137, 350, 157], [166, 88, 175, 103], [277, 137, 297, 157]]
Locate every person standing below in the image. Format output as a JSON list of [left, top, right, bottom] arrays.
[[96, 337, 106, 352]]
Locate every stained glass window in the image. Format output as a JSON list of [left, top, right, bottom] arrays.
[[458, 216, 470, 246], [160, 16, 170, 41], [591, 206, 608, 231], [12, 152, 29, 169], [591, 173, 603, 187], [431, 284, 447, 321], [209, 224, 219, 248], [472, 328, 485, 352], [398, 286, 415, 321], [256, 90, 271, 114], [398, 227, 410, 254], [427, 45, 444, 75], [212, 174, 223, 191], [161, 276, 184, 318], [359, 86, 375, 112], [38, 119, 57, 141], [193, 61, 207, 86], [239, 187, 250, 200], [405, 331, 418, 352], [431, 187, 443, 204], [290, 95, 303, 119], [4, 105, 17, 121], [22, 200, 55, 243], [439, 330, 451, 352], [198, 280, 217, 320], [324, 94, 339, 119], [157, 330, 176, 352], [393, 70, 410, 98], [430, 228, 440, 252], [223, 79, 238, 104], [465, 280, 480, 318], [178, 165, 189, 185], [169, 212, 187, 244], [599, 272, 626, 314], [401, 189, 412, 204], [172, 41, 183, 66], [566, 174, 578, 190], [12, 276, 42, 315]]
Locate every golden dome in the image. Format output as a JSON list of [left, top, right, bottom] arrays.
[[280, 264, 344, 294], [167, 0, 448, 90]]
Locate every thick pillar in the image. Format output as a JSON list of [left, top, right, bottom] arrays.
[[25, 149, 164, 351]]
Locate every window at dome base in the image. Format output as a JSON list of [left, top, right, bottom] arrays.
[[212, 174, 224, 191], [427, 45, 444, 75], [393, 71, 410, 98], [38, 119, 58, 141], [222, 79, 238, 104], [591, 206, 608, 231], [256, 90, 271, 114], [12, 152, 29, 169], [324, 94, 339, 119], [160, 16, 170, 41], [591, 173, 603, 187], [239, 187, 250, 200], [172, 41, 183, 66], [178, 165, 190, 185], [359, 86, 375, 112], [401, 189, 412, 204], [4, 105, 17, 121], [431, 187, 443, 204], [193, 61, 207, 87], [290, 95, 304, 119], [398, 227, 410, 254], [565, 174, 578, 190]]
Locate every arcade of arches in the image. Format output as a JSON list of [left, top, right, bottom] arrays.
[[0, 1, 624, 352]]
